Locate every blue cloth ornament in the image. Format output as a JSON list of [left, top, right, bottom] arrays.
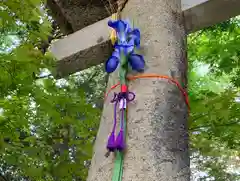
[[105, 20, 145, 73]]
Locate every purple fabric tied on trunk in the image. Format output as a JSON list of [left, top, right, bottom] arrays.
[[107, 131, 116, 152], [111, 92, 135, 103], [106, 91, 135, 152], [116, 129, 125, 151]]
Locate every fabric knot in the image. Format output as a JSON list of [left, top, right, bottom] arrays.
[[110, 91, 135, 103]]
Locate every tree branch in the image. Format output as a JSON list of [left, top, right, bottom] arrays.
[[39, 20, 60, 55], [189, 120, 240, 131], [0, 174, 9, 181], [190, 113, 209, 122]]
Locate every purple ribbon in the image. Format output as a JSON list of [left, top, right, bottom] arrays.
[[106, 92, 135, 152]]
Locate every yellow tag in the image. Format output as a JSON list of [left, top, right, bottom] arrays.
[[110, 13, 117, 45]]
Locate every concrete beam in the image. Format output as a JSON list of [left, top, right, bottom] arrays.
[[50, 17, 113, 78], [46, 0, 116, 34], [46, 0, 74, 35], [182, 0, 208, 11], [183, 0, 240, 33], [51, 0, 240, 78]]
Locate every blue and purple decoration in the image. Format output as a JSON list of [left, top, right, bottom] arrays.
[[105, 19, 143, 155], [105, 19, 145, 73]]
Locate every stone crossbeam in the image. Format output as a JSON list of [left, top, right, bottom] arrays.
[[183, 0, 240, 33], [50, 0, 240, 78], [46, 0, 114, 34], [50, 17, 113, 78]]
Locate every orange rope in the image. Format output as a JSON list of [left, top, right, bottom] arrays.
[[105, 82, 120, 100], [104, 74, 190, 111]]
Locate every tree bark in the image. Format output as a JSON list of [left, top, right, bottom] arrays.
[[87, 0, 190, 181]]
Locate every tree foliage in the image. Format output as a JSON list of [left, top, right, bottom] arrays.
[[0, 1, 101, 180], [188, 19, 240, 180], [0, 0, 240, 180]]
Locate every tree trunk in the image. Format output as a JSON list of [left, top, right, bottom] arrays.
[[87, 0, 190, 180]]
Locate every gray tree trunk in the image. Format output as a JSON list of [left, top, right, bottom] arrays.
[[87, 0, 190, 180]]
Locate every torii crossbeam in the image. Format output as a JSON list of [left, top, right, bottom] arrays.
[[50, 0, 240, 78]]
